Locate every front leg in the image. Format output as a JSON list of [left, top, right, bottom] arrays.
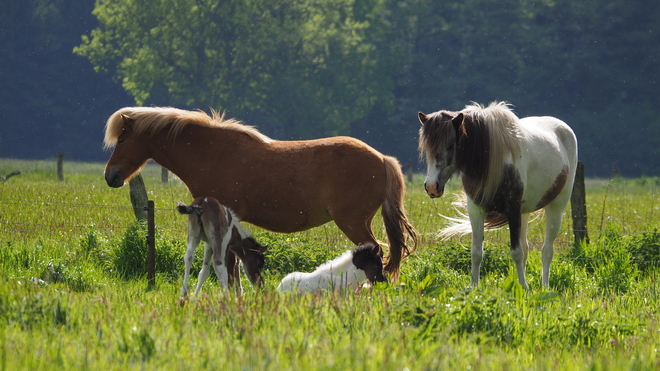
[[467, 199, 486, 287], [507, 210, 529, 290]]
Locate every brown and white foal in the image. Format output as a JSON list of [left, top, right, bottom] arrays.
[[177, 197, 266, 298]]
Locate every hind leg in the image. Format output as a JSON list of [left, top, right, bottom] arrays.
[[193, 241, 214, 298], [181, 232, 202, 298], [520, 213, 530, 269], [541, 200, 568, 288], [209, 233, 230, 290], [332, 213, 379, 250]]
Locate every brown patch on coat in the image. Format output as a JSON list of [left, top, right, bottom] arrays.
[[536, 166, 569, 210]]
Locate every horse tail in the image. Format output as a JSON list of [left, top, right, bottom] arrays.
[[438, 191, 509, 239], [176, 201, 203, 215], [381, 156, 419, 282]]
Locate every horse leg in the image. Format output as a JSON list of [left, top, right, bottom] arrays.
[[332, 213, 379, 249], [467, 200, 486, 288], [229, 243, 263, 288], [226, 252, 242, 295], [181, 230, 202, 298], [225, 250, 241, 291], [209, 233, 230, 290], [520, 213, 531, 268], [507, 210, 528, 290], [193, 241, 214, 298], [541, 201, 566, 288]]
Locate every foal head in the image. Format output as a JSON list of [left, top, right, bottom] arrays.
[[351, 242, 387, 285], [228, 229, 267, 286]]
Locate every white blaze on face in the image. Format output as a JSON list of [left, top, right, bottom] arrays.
[[424, 152, 442, 196]]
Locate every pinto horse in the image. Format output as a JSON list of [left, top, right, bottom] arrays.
[[418, 102, 577, 289], [103, 107, 418, 281], [277, 242, 387, 293], [176, 197, 266, 297]]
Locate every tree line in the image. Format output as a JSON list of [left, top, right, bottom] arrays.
[[2, 0, 659, 177]]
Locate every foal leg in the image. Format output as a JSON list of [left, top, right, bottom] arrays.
[[181, 230, 202, 298], [193, 241, 214, 298], [227, 253, 242, 295], [209, 232, 231, 290], [225, 251, 241, 290]]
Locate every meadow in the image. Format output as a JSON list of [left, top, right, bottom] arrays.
[[0, 158, 659, 370]]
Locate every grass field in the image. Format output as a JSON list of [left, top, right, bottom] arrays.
[[1, 158, 659, 370]]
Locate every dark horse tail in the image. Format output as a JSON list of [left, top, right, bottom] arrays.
[[176, 202, 203, 215], [382, 156, 419, 282]]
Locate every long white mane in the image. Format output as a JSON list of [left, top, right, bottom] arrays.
[[462, 101, 523, 205]]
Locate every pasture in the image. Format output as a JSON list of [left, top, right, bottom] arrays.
[[1, 158, 659, 370]]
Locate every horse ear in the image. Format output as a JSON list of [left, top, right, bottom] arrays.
[[418, 112, 429, 125], [452, 113, 467, 136], [120, 113, 134, 127]]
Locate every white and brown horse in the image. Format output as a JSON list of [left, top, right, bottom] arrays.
[[418, 102, 577, 289], [176, 197, 266, 297], [103, 107, 418, 282]]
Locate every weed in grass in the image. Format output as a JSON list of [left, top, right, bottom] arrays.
[[96, 221, 184, 282]]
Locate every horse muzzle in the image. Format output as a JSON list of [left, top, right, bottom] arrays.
[[424, 181, 445, 198], [105, 169, 125, 188]]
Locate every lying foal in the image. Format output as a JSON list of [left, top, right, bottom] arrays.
[[277, 242, 387, 293], [177, 197, 266, 298]]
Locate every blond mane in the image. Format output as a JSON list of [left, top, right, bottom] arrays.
[[103, 106, 272, 149], [461, 101, 523, 204]]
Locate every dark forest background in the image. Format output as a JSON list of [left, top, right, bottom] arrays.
[[1, 0, 659, 177]]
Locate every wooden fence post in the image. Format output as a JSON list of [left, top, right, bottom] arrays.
[[570, 161, 589, 245], [57, 153, 64, 181], [161, 166, 169, 183], [146, 200, 156, 289], [129, 174, 148, 221]]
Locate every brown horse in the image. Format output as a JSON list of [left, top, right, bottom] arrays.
[[103, 107, 418, 281]]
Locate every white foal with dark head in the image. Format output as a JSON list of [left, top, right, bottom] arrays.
[[177, 197, 266, 298], [277, 242, 387, 293]]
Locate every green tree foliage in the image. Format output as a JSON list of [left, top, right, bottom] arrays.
[[0, 0, 132, 161], [75, 0, 390, 139], [3, 0, 659, 176]]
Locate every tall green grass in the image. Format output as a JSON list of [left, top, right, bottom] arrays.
[[0, 158, 659, 370]]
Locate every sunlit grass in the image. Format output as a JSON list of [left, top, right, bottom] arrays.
[[0, 158, 659, 370]]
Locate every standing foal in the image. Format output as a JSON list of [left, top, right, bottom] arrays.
[[177, 197, 266, 298]]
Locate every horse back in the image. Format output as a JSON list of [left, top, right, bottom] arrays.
[[202, 136, 389, 232], [517, 116, 578, 212]]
